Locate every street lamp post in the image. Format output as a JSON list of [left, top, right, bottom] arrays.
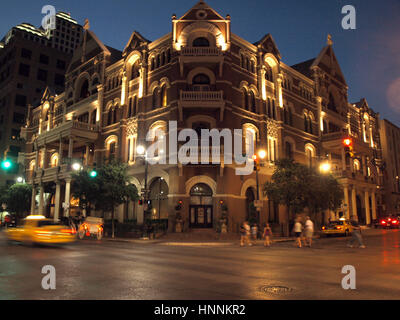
[[137, 145, 150, 236]]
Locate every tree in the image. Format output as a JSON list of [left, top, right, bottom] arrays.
[[263, 159, 310, 236], [3, 183, 32, 223], [263, 159, 344, 236], [95, 160, 139, 238], [71, 170, 100, 216], [304, 169, 343, 226]]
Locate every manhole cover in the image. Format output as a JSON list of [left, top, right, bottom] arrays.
[[260, 285, 292, 295]]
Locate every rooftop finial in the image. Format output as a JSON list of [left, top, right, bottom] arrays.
[[327, 34, 333, 46], [83, 18, 90, 30]]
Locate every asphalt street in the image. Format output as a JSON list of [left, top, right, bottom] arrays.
[[0, 229, 399, 300]]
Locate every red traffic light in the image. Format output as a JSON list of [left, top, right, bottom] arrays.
[[343, 138, 353, 147]]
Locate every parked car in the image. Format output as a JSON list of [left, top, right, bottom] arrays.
[[321, 219, 353, 237], [374, 216, 399, 229]]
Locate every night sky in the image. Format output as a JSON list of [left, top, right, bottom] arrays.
[[1, 0, 399, 125]]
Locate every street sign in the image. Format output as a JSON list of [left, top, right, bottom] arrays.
[[254, 200, 263, 208]]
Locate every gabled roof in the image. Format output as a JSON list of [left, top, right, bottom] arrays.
[[291, 58, 315, 79], [123, 31, 150, 56], [67, 29, 113, 72], [310, 44, 347, 86], [254, 33, 282, 60], [178, 0, 225, 21]]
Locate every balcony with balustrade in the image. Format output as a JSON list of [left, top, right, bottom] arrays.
[[178, 46, 224, 76]]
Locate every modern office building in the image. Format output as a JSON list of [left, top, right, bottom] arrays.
[[0, 11, 82, 186]]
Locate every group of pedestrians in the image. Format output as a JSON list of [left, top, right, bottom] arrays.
[[240, 216, 366, 249], [293, 216, 314, 248], [240, 221, 273, 247]]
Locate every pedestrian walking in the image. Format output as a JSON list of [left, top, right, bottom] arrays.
[[240, 221, 252, 247], [304, 216, 314, 247], [293, 218, 303, 248], [263, 223, 273, 247], [347, 221, 366, 248]]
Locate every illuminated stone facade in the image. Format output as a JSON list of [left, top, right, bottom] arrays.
[[21, 1, 383, 232]]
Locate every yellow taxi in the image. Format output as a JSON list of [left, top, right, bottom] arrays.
[[6, 215, 77, 245], [321, 219, 354, 237]]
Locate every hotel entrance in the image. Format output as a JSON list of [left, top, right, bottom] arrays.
[[189, 183, 213, 229]]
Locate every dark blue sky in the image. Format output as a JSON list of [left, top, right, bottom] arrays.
[[1, 0, 399, 125]]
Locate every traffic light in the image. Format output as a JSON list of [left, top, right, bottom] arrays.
[[343, 138, 354, 158], [138, 199, 143, 206], [89, 170, 97, 178], [252, 155, 260, 171], [1, 159, 12, 170]]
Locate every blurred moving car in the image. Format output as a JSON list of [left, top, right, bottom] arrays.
[[5, 215, 77, 245], [78, 217, 104, 240], [321, 219, 354, 237], [373, 216, 399, 229]]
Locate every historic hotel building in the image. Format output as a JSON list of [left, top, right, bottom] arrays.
[[20, 1, 383, 232]]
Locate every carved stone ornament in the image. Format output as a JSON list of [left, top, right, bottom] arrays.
[[126, 118, 138, 136], [267, 119, 279, 138]]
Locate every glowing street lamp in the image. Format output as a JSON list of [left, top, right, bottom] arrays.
[[320, 162, 331, 173], [136, 145, 145, 156], [258, 149, 267, 160], [16, 177, 24, 183], [72, 162, 82, 171]]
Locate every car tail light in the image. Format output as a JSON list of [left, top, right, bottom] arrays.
[[388, 218, 392, 221], [336, 226, 342, 230], [393, 220, 398, 224], [61, 229, 75, 234], [381, 220, 386, 224], [322, 226, 326, 230]]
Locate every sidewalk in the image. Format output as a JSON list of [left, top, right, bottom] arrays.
[[102, 227, 383, 246]]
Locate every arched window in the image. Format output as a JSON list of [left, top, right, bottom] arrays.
[[133, 96, 138, 115], [193, 74, 210, 85], [79, 79, 89, 100], [150, 58, 155, 71], [166, 49, 171, 63], [265, 67, 273, 82], [193, 37, 210, 47], [109, 142, 116, 158], [152, 88, 159, 108], [250, 60, 255, 74], [249, 91, 256, 113], [160, 85, 167, 107], [91, 110, 97, 124], [161, 52, 165, 66], [156, 55, 160, 69], [113, 107, 118, 124], [243, 88, 249, 110], [328, 93, 337, 112], [272, 100, 276, 119], [267, 98, 272, 117], [306, 147, 313, 168], [131, 61, 140, 80], [107, 108, 113, 125]]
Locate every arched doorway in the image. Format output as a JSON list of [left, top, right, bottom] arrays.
[[245, 187, 258, 224], [189, 183, 213, 228], [148, 177, 169, 220]]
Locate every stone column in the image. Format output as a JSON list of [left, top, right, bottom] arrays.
[[54, 182, 61, 221], [344, 186, 350, 219], [58, 137, 63, 165], [85, 144, 90, 166], [64, 179, 71, 217], [351, 187, 357, 219], [365, 190, 371, 225], [31, 185, 37, 214], [68, 138, 74, 159], [371, 191, 377, 220], [42, 145, 48, 169], [97, 84, 104, 126], [38, 184, 44, 215]]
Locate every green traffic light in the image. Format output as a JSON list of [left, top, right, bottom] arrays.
[[1, 160, 12, 170], [90, 170, 97, 178]]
